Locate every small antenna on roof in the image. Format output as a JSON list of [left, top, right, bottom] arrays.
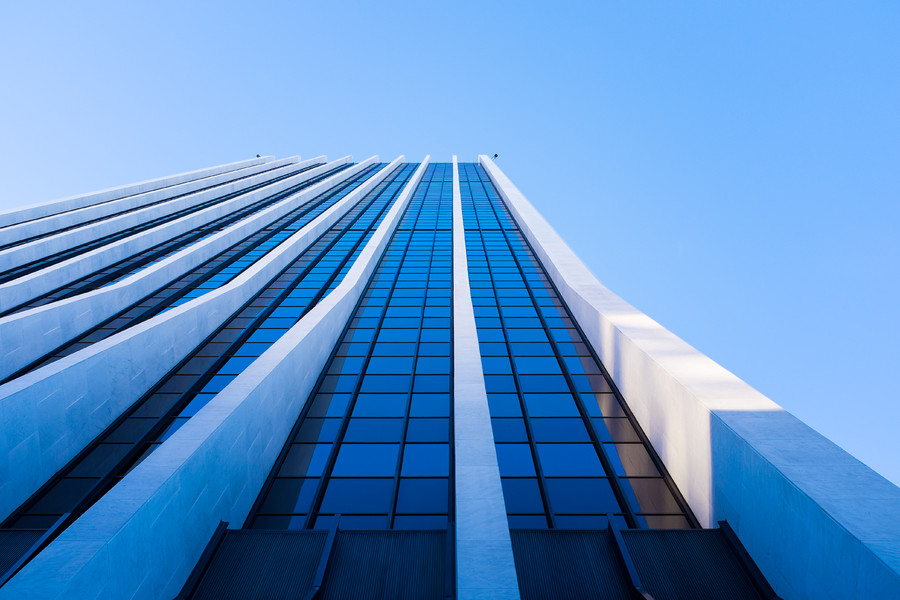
[[492, 153, 499, 160]]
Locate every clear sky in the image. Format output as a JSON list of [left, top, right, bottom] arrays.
[[1, 2, 898, 485]]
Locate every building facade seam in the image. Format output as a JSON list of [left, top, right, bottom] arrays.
[[452, 156, 521, 599]]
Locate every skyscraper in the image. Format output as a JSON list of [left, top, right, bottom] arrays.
[[0, 155, 896, 599]]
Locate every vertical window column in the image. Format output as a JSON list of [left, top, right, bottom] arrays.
[[451, 157, 520, 600]]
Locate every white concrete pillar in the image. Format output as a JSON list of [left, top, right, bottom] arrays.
[[452, 156, 521, 600]]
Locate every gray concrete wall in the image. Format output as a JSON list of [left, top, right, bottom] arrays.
[[0, 156, 273, 229], [451, 157, 520, 600], [0, 157, 429, 600], [0, 156, 304, 248], [0, 156, 393, 527], [479, 154, 900, 600], [0, 157, 375, 381], [0, 157, 353, 312]]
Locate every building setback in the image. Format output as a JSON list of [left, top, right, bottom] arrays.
[[0, 155, 897, 599]]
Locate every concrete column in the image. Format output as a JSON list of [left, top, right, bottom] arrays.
[[0, 156, 392, 526], [479, 154, 900, 600], [452, 156, 520, 600], [0, 156, 274, 229], [0, 157, 430, 600]]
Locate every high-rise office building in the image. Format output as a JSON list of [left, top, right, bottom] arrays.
[[0, 155, 896, 600]]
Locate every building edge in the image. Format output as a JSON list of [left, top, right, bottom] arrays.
[[478, 154, 900, 600]]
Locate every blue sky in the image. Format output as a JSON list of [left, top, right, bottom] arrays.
[[1, 2, 898, 485]]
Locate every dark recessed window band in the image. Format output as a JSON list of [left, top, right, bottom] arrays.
[[244, 163, 454, 533], [0, 163, 353, 316], [0, 162, 341, 286], [460, 163, 696, 531], [0, 165, 417, 572], [0, 162, 297, 253], [2, 164, 382, 383]]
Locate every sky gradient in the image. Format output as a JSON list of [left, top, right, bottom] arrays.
[[1, 2, 898, 484]]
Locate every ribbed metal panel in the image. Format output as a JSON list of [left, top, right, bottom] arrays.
[[191, 530, 326, 600], [510, 529, 632, 600], [0, 529, 43, 577], [318, 530, 446, 600], [622, 529, 765, 600]]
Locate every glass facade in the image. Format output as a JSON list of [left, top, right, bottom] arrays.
[[459, 163, 691, 530], [247, 163, 454, 531]]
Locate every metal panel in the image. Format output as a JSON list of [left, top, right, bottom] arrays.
[[510, 529, 632, 600], [319, 530, 446, 600], [191, 530, 326, 600], [622, 529, 765, 600]]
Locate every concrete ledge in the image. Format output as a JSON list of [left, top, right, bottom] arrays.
[[452, 157, 520, 600], [0, 155, 394, 525], [0, 156, 429, 600], [0, 156, 377, 381], [0, 156, 304, 249], [479, 154, 900, 600], [0, 158, 311, 273], [0, 156, 274, 229], [0, 157, 353, 312]]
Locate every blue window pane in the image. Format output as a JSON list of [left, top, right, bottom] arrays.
[[418, 342, 451, 356], [413, 375, 450, 393], [409, 394, 450, 417], [400, 444, 449, 477], [372, 342, 417, 356], [523, 393, 581, 417], [544, 478, 619, 514], [531, 418, 591, 443], [395, 479, 448, 513], [393, 515, 448, 530], [415, 356, 451, 374], [280, 444, 332, 477], [377, 329, 418, 343], [517, 374, 570, 393], [484, 375, 517, 393], [259, 478, 320, 514], [344, 418, 404, 442], [296, 419, 342, 443], [513, 356, 562, 374], [501, 478, 545, 514], [419, 329, 450, 343], [481, 356, 512, 374], [320, 479, 394, 514], [406, 418, 450, 442], [366, 356, 414, 374], [491, 418, 528, 442], [360, 374, 411, 393], [536, 444, 604, 477], [331, 444, 399, 477], [487, 394, 522, 417], [496, 444, 536, 477]]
